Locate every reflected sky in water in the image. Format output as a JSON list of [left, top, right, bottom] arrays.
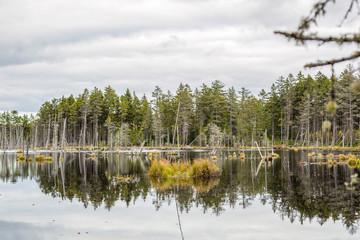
[[0, 150, 359, 240]]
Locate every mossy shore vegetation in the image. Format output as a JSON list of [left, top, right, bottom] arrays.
[[148, 158, 221, 179]]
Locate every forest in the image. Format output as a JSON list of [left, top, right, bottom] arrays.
[[1, 64, 360, 150]]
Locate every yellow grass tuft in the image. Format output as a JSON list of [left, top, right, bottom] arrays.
[[17, 154, 26, 161], [308, 152, 315, 157], [338, 154, 348, 161], [35, 155, 46, 163], [148, 158, 221, 179]]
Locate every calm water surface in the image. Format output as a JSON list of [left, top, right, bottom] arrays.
[[0, 149, 359, 240]]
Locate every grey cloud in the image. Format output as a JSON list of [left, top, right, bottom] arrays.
[[0, 0, 356, 112]]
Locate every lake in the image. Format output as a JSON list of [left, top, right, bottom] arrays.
[[0, 149, 359, 240]]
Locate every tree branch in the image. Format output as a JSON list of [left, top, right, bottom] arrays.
[[340, 0, 359, 26], [298, 0, 335, 31], [304, 51, 360, 68], [274, 31, 360, 45]]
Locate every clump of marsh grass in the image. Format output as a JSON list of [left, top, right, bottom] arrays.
[[17, 154, 26, 161], [348, 158, 357, 168], [148, 158, 220, 179], [347, 153, 356, 160], [307, 152, 315, 157], [35, 155, 46, 163], [338, 154, 348, 161], [35, 155, 52, 163], [190, 159, 221, 179]]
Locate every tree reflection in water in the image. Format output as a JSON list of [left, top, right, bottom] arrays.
[[0, 150, 359, 234]]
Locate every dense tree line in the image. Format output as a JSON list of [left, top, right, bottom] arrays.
[[1, 65, 360, 149]]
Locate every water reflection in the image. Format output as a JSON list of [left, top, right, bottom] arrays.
[[0, 150, 360, 235]]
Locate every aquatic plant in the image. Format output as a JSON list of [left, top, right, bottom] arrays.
[[348, 159, 357, 168], [35, 155, 46, 163], [190, 159, 221, 179], [17, 154, 25, 161], [308, 152, 315, 157], [338, 154, 348, 161], [148, 158, 220, 179], [327, 161, 333, 168], [347, 153, 356, 160]]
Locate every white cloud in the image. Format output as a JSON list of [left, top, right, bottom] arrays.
[[0, 0, 357, 112]]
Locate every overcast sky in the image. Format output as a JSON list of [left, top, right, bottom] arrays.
[[0, 0, 358, 113]]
